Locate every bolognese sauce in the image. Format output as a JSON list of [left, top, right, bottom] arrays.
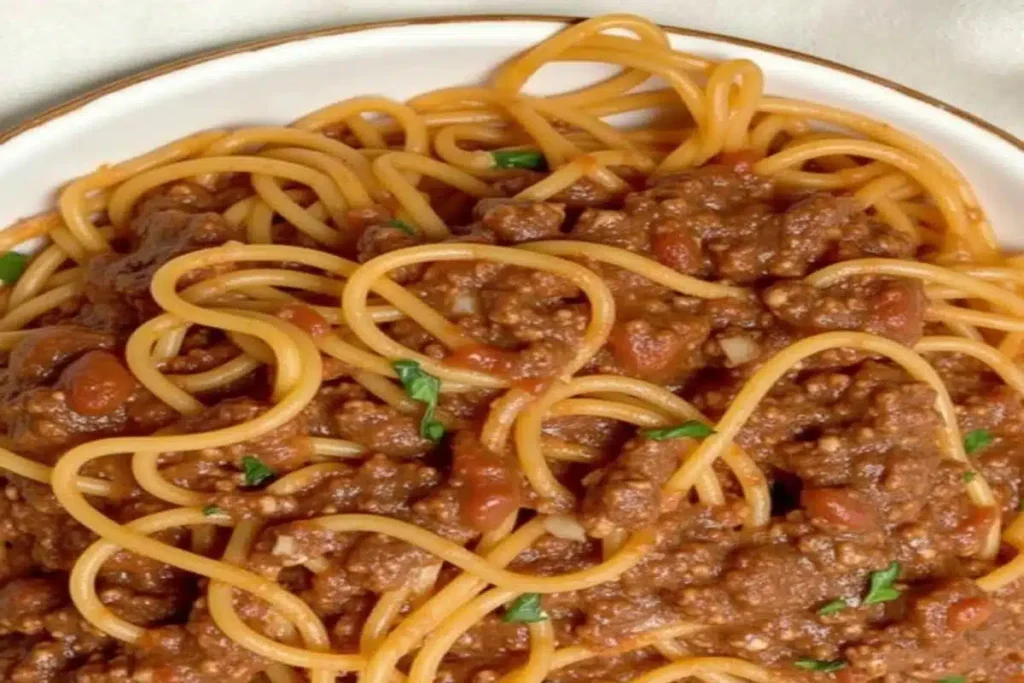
[[0, 13, 1020, 683]]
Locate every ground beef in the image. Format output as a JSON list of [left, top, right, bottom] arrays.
[[78, 207, 242, 331], [0, 326, 116, 402], [580, 435, 692, 536], [334, 400, 437, 458], [112, 607, 267, 683], [0, 577, 67, 635], [0, 161, 1020, 683], [0, 338, 176, 461], [389, 259, 587, 381], [356, 221, 425, 283], [541, 415, 631, 462], [155, 398, 314, 500], [568, 165, 915, 285], [493, 172, 624, 208], [158, 338, 240, 375], [846, 579, 1023, 679], [234, 452, 476, 599], [765, 276, 927, 347], [472, 198, 567, 244]]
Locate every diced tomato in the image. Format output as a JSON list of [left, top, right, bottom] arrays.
[[446, 343, 518, 377], [59, 350, 137, 416], [651, 229, 701, 274], [801, 488, 877, 532], [606, 320, 690, 382], [277, 303, 331, 338], [452, 431, 522, 532], [448, 343, 557, 395], [958, 505, 997, 543], [947, 596, 994, 631]]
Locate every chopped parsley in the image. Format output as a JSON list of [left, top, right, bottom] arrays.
[[241, 456, 275, 488], [642, 420, 715, 441], [491, 149, 547, 170], [387, 218, 416, 236], [422, 419, 445, 441], [962, 470, 978, 483], [963, 428, 992, 454], [502, 593, 548, 623], [0, 252, 28, 284], [794, 658, 847, 673], [202, 505, 225, 517], [863, 561, 901, 605], [392, 359, 445, 442], [817, 598, 851, 616], [938, 677, 967, 683]]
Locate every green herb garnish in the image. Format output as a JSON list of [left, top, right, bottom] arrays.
[[387, 218, 416, 236], [937, 677, 967, 683], [491, 149, 547, 170], [795, 659, 847, 673], [642, 420, 715, 441], [423, 420, 445, 442], [392, 359, 445, 442], [202, 505, 225, 517], [963, 429, 992, 454], [817, 598, 850, 616], [863, 561, 901, 605], [0, 252, 28, 284], [963, 470, 977, 483], [502, 593, 548, 623], [241, 456, 275, 488]]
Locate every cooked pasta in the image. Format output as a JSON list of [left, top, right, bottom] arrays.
[[0, 13, 1020, 683]]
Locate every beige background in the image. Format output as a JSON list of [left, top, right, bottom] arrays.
[[1, 0, 1022, 137]]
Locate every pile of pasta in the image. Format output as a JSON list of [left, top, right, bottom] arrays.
[[0, 13, 1021, 683]]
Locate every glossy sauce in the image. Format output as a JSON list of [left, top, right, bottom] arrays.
[[277, 303, 331, 338], [447, 342, 556, 394], [451, 431, 522, 532]]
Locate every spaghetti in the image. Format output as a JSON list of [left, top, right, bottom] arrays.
[[0, 12, 1020, 683]]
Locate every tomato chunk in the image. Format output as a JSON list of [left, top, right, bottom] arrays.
[[446, 343, 518, 377], [607, 320, 693, 382], [277, 303, 331, 338], [801, 488, 877, 532], [947, 596, 994, 631], [452, 431, 522, 532], [651, 229, 701, 274], [59, 350, 136, 416]]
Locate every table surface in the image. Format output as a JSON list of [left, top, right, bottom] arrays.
[[2, 0, 1022, 138]]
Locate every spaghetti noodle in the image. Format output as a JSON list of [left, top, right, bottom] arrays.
[[0, 12, 1020, 683]]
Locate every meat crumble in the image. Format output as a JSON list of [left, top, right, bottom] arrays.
[[0, 162, 1020, 683]]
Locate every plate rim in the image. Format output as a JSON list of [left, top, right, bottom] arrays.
[[1, 13, 1021, 152]]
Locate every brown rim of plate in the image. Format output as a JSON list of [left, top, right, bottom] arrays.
[[1, 13, 1021, 150]]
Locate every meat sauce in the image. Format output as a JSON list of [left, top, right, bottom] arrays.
[[0, 165, 1021, 683], [446, 342, 557, 394]]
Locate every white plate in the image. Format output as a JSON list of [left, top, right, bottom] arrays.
[[1, 16, 1022, 246]]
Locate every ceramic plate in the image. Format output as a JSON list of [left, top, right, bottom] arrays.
[[1, 16, 1021, 245]]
